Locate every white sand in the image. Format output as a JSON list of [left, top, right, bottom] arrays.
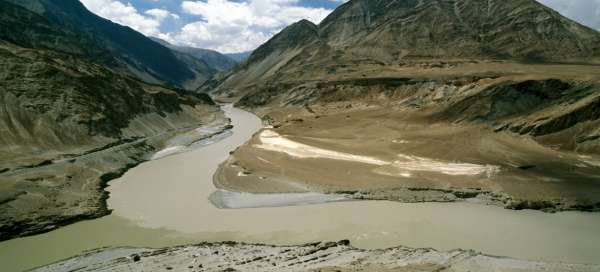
[[255, 130, 499, 177], [255, 130, 388, 165], [390, 154, 500, 177]]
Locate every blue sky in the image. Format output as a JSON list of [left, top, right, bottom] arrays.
[[80, 0, 600, 54]]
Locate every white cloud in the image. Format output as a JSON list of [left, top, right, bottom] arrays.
[[539, 0, 600, 30], [80, 0, 164, 36], [145, 8, 169, 21], [174, 0, 332, 53]]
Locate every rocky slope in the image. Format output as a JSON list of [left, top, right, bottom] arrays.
[[206, 0, 600, 211], [33, 240, 599, 272], [1, 0, 218, 90]]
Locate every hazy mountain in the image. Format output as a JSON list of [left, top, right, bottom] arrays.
[[225, 51, 253, 63], [151, 37, 237, 72], [2, 0, 213, 89]]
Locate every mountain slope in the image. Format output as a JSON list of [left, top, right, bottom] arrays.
[[2, 0, 211, 89], [208, 0, 600, 96], [318, 0, 600, 59]]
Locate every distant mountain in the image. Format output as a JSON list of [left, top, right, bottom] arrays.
[[225, 51, 252, 63], [151, 37, 237, 72], [2, 0, 213, 89]]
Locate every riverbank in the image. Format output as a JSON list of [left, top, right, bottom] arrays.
[[33, 240, 600, 272], [0, 105, 230, 241]]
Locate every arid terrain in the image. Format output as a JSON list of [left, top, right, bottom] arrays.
[[214, 61, 600, 212], [208, 0, 600, 212]]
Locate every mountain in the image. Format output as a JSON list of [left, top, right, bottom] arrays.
[[207, 0, 600, 95], [206, 0, 600, 150], [225, 51, 253, 63], [2, 0, 213, 89], [0, 1, 228, 240], [151, 37, 237, 72]]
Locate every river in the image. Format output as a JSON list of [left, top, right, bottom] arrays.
[[1, 105, 600, 271]]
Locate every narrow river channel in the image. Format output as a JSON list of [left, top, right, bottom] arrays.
[[1, 105, 600, 272]]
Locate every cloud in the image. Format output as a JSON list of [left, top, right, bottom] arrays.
[[539, 0, 600, 30], [174, 0, 332, 53], [80, 0, 164, 36], [145, 9, 169, 21]]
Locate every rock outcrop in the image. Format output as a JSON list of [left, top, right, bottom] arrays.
[[33, 241, 600, 272]]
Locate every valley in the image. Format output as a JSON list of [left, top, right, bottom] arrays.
[[2, 0, 600, 271]]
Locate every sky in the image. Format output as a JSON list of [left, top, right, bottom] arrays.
[[79, 0, 600, 54]]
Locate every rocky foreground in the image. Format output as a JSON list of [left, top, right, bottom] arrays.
[[34, 241, 599, 272]]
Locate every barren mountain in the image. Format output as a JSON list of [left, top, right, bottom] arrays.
[[207, 0, 600, 96], [207, 0, 600, 211]]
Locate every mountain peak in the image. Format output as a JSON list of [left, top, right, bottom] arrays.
[[244, 18, 319, 65], [316, 0, 600, 61]]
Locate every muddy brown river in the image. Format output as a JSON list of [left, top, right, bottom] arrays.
[[1, 105, 600, 271]]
